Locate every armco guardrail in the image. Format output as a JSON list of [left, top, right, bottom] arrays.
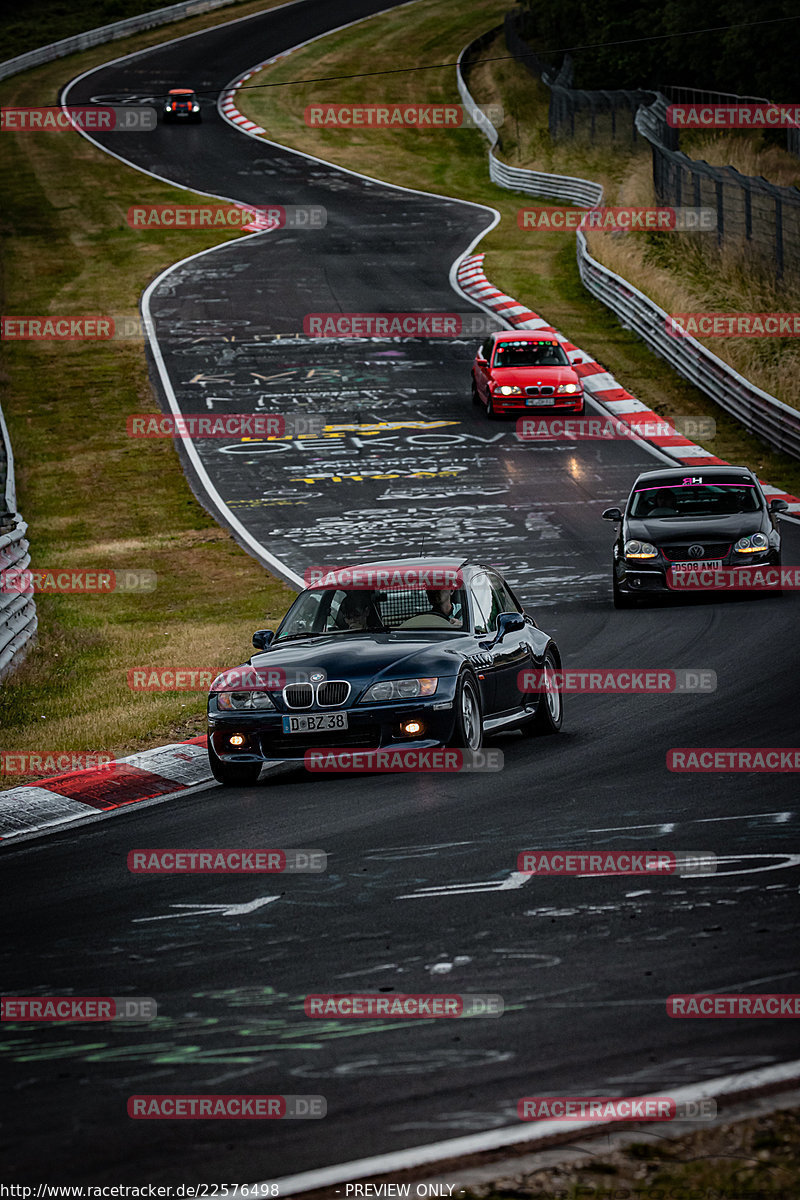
[[0, 0, 237, 82], [0, 406, 36, 680], [575, 233, 800, 460], [456, 33, 603, 208], [457, 33, 800, 462]]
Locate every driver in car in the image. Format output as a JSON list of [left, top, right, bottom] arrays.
[[427, 588, 462, 626]]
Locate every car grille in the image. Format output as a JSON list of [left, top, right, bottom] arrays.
[[262, 727, 380, 757], [282, 681, 351, 708], [525, 385, 555, 396], [662, 542, 731, 561], [283, 684, 313, 709], [318, 680, 350, 706]]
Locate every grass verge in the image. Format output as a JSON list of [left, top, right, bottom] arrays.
[[462, 1103, 800, 1198], [466, 33, 800, 411], [236, 0, 800, 498], [0, 0, 297, 781], [3, 0, 239, 61]]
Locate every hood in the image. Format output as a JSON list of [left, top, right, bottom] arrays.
[[626, 513, 768, 543], [490, 365, 578, 387], [211, 632, 465, 692]]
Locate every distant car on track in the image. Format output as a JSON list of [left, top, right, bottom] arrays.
[[471, 330, 583, 419], [602, 465, 788, 608], [207, 557, 562, 785], [163, 89, 201, 123]]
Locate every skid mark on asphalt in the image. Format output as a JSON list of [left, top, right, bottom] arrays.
[[289, 1049, 515, 1078]]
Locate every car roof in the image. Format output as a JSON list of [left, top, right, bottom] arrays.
[[301, 558, 509, 590], [632, 465, 756, 484], [485, 330, 561, 343], [333, 556, 470, 572], [168, 88, 195, 94]]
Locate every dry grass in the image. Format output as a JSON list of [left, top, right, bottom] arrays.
[[237, 8, 800, 497], [465, 35, 800, 410], [0, 0, 297, 780], [682, 130, 800, 188]]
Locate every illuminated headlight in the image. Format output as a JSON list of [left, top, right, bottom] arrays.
[[494, 384, 522, 396], [556, 383, 579, 394], [216, 690, 275, 711], [192, 104, 200, 111], [734, 533, 769, 553], [625, 540, 658, 559], [360, 678, 438, 703]]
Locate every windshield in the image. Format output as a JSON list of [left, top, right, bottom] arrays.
[[275, 586, 468, 640], [492, 340, 569, 368], [629, 482, 761, 519]]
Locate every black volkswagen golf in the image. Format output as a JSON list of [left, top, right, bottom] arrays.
[[207, 558, 562, 785], [602, 465, 788, 607]]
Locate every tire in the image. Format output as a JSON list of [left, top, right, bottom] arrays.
[[471, 378, 481, 406], [449, 673, 483, 750], [524, 646, 563, 736], [208, 742, 262, 786], [485, 391, 501, 421], [612, 570, 636, 609]]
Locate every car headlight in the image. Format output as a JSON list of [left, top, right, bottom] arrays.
[[625, 540, 658, 559], [192, 104, 200, 111], [494, 384, 522, 396], [216, 690, 275, 711], [734, 533, 769, 553], [360, 678, 438, 703], [556, 383, 579, 394]]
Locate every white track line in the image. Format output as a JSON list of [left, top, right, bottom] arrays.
[[258, 1059, 800, 1195]]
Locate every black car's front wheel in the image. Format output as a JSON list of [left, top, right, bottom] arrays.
[[524, 647, 563, 735], [208, 742, 262, 786], [450, 673, 483, 751]]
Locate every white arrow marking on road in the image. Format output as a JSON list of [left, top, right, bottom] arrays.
[[133, 897, 279, 922], [398, 872, 530, 899], [399, 851, 800, 899]]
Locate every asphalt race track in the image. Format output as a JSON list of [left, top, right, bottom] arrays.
[[2, 0, 799, 1185]]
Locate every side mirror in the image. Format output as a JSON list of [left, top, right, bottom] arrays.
[[769, 498, 789, 513], [252, 629, 274, 650], [602, 507, 623, 521], [495, 611, 525, 640]]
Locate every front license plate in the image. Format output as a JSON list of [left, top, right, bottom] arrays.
[[526, 397, 553, 406], [671, 560, 723, 572], [282, 712, 349, 734]]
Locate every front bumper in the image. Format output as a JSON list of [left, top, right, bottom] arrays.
[[616, 551, 780, 595], [491, 394, 583, 415], [208, 697, 458, 764]]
